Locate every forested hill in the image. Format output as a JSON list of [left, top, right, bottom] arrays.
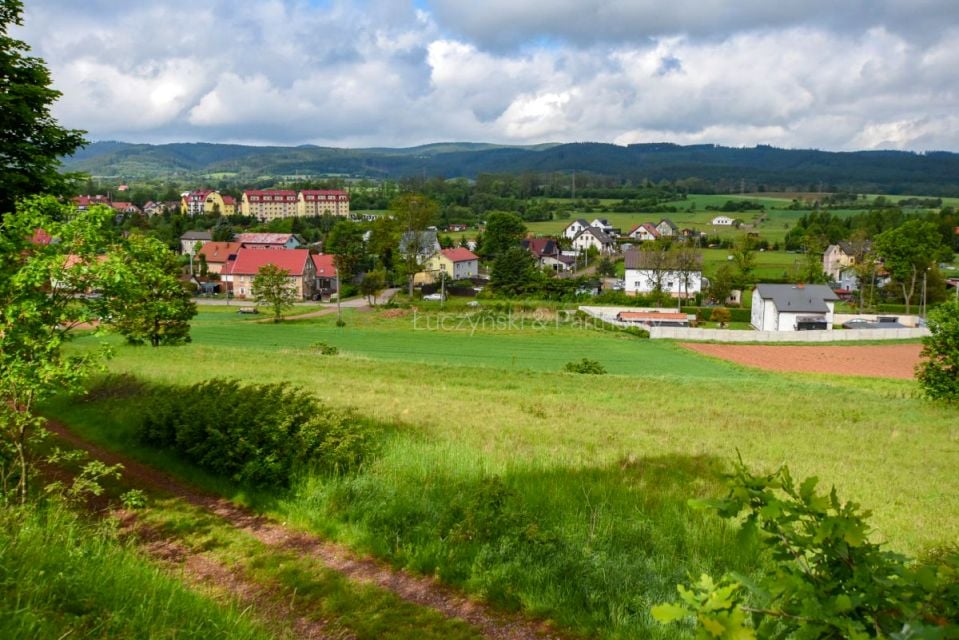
[[63, 141, 959, 196]]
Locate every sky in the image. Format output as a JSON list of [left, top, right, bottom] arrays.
[[14, 0, 959, 151]]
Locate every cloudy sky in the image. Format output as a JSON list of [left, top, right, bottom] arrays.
[[14, 1, 959, 150]]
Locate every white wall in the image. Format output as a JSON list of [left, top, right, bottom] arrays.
[[648, 327, 929, 341], [624, 269, 702, 296]]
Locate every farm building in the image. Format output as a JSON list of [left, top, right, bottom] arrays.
[[711, 215, 735, 226], [750, 284, 839, 331]]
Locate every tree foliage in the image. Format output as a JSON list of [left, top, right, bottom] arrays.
[[100, 234, 196, 347], [874, 221, 942, 314], [252, 264, 297, 322], [916, 301, 959, 401], [0, 0, 87, 214], [653, 459, 959, 639], [490, 246, 542, 296], [480, 211, 527, 259]]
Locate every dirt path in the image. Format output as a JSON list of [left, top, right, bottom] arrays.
[[45, 420, 562, 640], [682, 342, 923, 379]]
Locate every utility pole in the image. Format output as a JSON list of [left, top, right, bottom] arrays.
[[922, 268, 928, 320]]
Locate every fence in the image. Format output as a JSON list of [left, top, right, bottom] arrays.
[[647, 326, 929, 342]]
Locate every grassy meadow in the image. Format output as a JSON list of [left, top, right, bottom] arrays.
[[45, 305, 959, 639]]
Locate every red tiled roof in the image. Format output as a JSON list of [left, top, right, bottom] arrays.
[[300, 190, 349, 201], [311, 254, 337, 277], [617, 311, 688, 321], [441, 247, 479, 263], [31, 228, 53, 245], [244, 190, 297, 203], [199, 241, 243, 264], [228, 248, 312, 276], [221, 195, 236, 205]]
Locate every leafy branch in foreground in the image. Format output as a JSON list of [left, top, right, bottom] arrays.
[[652, 459, 959, 639]]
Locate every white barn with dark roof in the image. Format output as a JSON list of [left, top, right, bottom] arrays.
[[751, 284, 839, 331]]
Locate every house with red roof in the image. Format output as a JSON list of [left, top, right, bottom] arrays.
[[626, 223, 660, 242], [220, 248, 317, 299], [423, 247, 479, 281], [197, 241, 243, 275], [311, 254, 338, 298]]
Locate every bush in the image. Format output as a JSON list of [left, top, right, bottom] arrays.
[[310, 341, 339, 355], [917, 300, 959, 401], [138, 380, 379, 487], [563, 359, 607, 374]]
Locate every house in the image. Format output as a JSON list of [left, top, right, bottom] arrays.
[[197, 241, 243, 275], [142, 201, 165, 217], [233, 233, 302, 250], [423, 247, 480, 281], [563, 219, 591, 240], [298, 190, 349, 217], [311, 254, 338, 298], [399, 230, 440, 259], [110, 202, 141, 215], [823, 242, 871, 281], [447, 224, 468, 232], [72, 195, 111, 211], [590, 218, 614, 235], [750, 284, 839, 331], [711, 215, 735, 226], [221, 195, 237, 215], [522, 237, 572, 272], [572, 227, 615, 255], [241, 190, 298, 220], [656, 219, 679, 237], [180, 230, 213, 255], [623, 249, 703, 298], [220, 248, 317, 299], [626, 223, 660, 242]]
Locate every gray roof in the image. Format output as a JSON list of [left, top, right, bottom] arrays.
[[657, 218, 678, 230], [575, 226, 613, 244], [755, 284, 839, 313], [624, 248, 702, 271], [181, 230, 212, 241], [568, 218, 589, 228]]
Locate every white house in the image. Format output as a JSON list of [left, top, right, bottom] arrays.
[[750, 284, 839, 331], [655, 219, 678, 237], [711, 215, 735, 226], [627, 223, 660, 242], [623, 249, 703, 298], [572, 227, 615, 254], [590, 218, 614, 234], [563, 219, 591, 240]]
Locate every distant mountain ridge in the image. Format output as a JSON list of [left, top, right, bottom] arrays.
[[62, 141, 959, 196]]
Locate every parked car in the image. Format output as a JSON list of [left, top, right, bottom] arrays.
[[423, 293, 445, 301]]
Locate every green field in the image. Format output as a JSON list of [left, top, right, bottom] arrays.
[[47, 306, 959, 639]]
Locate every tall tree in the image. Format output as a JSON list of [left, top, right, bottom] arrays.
[[916, 300, 959, 401], [671, 244, 703, 305], [732, 235, 756, 286], [874, 220, 941, 314], [0, 0, 86, 215], [326, 220, 366, 321], [391, 194, 438, 296], [480, 211, 526, 259], [99, 234, 197, 347], [490, 246, 542, 296], [252, 264, 297, 322]]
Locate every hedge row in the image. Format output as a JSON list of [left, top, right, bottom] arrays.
[[138, 380, 379, 488]]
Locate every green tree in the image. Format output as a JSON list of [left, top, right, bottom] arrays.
[[596, 256, 616, 277], [732, 236, 756, 285], [0, 1, 86, 215], [874, 220, 941, 314], [916, 300, 959, 401], [391, 194, 438, 296], [326, 220, 366, 321], [359, 269, 386, 305], [480, 211, 526, 259], [252, 264, 297, 322], [490, 246, 542, 296], [708, 264, 735, 305], [100, 234, 197, 347]]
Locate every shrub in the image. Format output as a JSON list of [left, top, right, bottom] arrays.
[[710, 307, 732, 327], [138, 380, 379, 488], [916, 300, 959, 401], [653, 460, 959, 638], [310, 341, 339, 355], [563, 359, 607, 374]]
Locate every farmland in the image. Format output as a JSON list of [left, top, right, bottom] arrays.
[[44, 305, 959, 639]]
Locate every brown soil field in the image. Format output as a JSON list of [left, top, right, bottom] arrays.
[[681, 343, 923, 379]]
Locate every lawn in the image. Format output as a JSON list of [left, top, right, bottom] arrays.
[[48, 305, 959, 639]]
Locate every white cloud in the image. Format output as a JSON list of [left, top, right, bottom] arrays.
[[11, 1, 959, 150]]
